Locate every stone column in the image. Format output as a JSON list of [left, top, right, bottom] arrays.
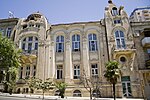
[[36, 41, 45, 80], [82, 38, 90, 77], [65, 41, 73, 83], [49, 42, 55, 80]]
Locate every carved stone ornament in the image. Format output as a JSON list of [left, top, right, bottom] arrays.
[[109, 36, 115, 42]]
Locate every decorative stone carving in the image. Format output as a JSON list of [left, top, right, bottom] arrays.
[[72, 52, 81, 61], [109, 36, 115, 42], [89, 52, 98, 61], [55, 53, 64, 62]]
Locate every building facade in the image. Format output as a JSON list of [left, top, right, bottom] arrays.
[[0, 0, 150, 99]]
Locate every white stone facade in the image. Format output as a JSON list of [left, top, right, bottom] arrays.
[[1, 0, 150, 99]]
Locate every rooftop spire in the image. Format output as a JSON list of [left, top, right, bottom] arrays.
[[108, 0, 112, 4]]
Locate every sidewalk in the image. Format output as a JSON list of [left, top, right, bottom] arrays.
[[0, 93, 144, 100]]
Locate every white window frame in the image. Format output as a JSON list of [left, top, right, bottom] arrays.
[[91, 64, 98, 77], [56, 36, 64, 52], [73, 65, 80, 79], [73, 90, 82, 97], [88, 34, 98, 51], [56, 65, 63, 79], [115, 30, 126, 49], [72, 34, 80, 51], [21, 36, 38, 53], [112, 7, 118, 16]]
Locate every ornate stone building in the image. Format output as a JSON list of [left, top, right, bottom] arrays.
[[0, 0, 150, 99]]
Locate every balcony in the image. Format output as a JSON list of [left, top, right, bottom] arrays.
[[111, 44, 136, 55], [20, 27, 39, 34], [142, 37, 150, 47], [21, 50, 38, 59], [139, 59, 150, 71]]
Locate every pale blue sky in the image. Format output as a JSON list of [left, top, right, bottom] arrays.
[[0, 0, 150, 24]]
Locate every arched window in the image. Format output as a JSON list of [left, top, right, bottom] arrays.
[[55, 90, 60, 96], [88, 34, 98, 51], [73, 90, 82, 97], [92, 89, 101, 98], [56, 36, 64, 52], [115, 30, 126, 49], [112, 7, 118, 16], [72, 34, 80, 51], [21, 36, 38, 53]]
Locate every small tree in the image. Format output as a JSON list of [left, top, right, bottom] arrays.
[[104, 61, 121, 100], [37, 78, 53, 100], [5, 67, 18, 94], [80, 69, 101, 100], [55, 82, 67, 98], [27, 77, 41, 95]]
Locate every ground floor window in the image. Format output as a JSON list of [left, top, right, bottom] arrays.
[[73, 90, 82, 97], [121, 76, 132, 97], [92, 89, 101, 98]]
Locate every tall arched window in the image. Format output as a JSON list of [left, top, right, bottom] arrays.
[[115, 30, 126, 49], [56, 35, 64, 52], [73, 90, 82, 97], [21, 36, 38, 53], [112, 7, 118, 16], [88, 34, 98, 51], [72, 34, 80, 51]]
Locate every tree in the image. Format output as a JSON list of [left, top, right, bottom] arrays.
[[36, 78, 53, 100], [0, 34, 21, 93], [104, 61, 121, 100], [26, 77, 41, 95], [55, 82, 67, 98], [80, 69, 102, 100]]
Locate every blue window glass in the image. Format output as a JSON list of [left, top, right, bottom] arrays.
[[88, 34, 98, 51], [56, 36, 64, 52], [72, 34, 80, 51], [115, 30, 126, 49]]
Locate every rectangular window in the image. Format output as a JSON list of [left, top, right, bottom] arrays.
[[6, 28, 12, 38], [26, 65, 30, 78], [56, 65, 63, 79], [114, 20, 121, 24], [33, 65, 36, 77], [20, 67, 23, 79], [35, 43, 38, 50], [74, 65, 80, 79], [121, 76, 132, 97], [91, 64, 98, 77]]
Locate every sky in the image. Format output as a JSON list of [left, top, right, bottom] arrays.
[[0, 0, 150, 24]]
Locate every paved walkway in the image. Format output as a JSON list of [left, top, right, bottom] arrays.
[[0, 93, 144, 100]]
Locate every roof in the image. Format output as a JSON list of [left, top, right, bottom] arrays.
[[130, 6, 150, 17]]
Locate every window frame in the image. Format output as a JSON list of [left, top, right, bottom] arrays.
[[21, 36, 38, 53], [73, 64, 80, 79], [56, 65, 63, 79], [91, 64, 98, 77], [56, 36, 64, 52], [88, 34, 98, 51], [115, 30, 126, 49], [73, 90, 82, 97], [72, 34, 80, 52]]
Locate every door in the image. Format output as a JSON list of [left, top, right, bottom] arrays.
[[122, 82, 132, 97], [121, 76, 132, 97]]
